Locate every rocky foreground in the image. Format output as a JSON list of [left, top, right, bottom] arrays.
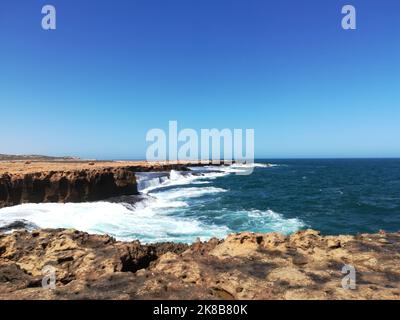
[[0, 228, 399, 300]]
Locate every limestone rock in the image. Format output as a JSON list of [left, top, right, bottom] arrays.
[[1, 228, 400, 300]]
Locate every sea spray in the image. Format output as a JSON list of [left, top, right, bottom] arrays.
[[0, 162, 302, 243]]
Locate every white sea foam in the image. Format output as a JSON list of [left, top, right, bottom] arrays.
[[0, 170, 231, 243], [245, 209, 305, 234], [200, 162, 276, 174], [231, 163, 270, 168], [0, 201, 229, 243], [0, 162, 298, 243], [138, 170, 228, 194], [151, 187, 226, 201]]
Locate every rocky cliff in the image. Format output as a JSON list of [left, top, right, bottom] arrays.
[[0, 168, 138, 208], [1, 229, 399, 299], [0, 163, 193, 208]]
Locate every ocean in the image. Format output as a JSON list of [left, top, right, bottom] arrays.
[[1, 159, 399, 243]]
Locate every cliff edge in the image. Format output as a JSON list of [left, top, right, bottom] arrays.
[[0, 161, 194, 208], [0, 168, 138, 208]]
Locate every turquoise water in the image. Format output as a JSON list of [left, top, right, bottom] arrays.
[[205, 159, 400, 235], [144, 159, 400, 237], [1, 159, 400, 242]]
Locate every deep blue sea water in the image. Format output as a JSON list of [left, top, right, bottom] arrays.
[[211, 159, 400, 235], [1, 159, 400, 243]]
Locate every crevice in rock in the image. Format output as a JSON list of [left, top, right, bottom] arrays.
[[120, 251, 158, 273]]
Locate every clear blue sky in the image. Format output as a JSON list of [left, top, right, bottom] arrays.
[[0, 0, 399, 159]]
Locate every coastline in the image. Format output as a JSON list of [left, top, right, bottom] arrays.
[[0, 160, 222, 209], [1, 160, 399, 300]]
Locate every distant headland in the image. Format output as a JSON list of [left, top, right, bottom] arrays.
[[0, 154, 80, 161]]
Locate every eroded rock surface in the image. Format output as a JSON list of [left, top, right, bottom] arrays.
[[0, 168, 139, 208], [0, 229, 399, 300]]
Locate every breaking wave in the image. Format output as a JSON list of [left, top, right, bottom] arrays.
[[0, 162, 304, 243], [0, 202, 229, 243]]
